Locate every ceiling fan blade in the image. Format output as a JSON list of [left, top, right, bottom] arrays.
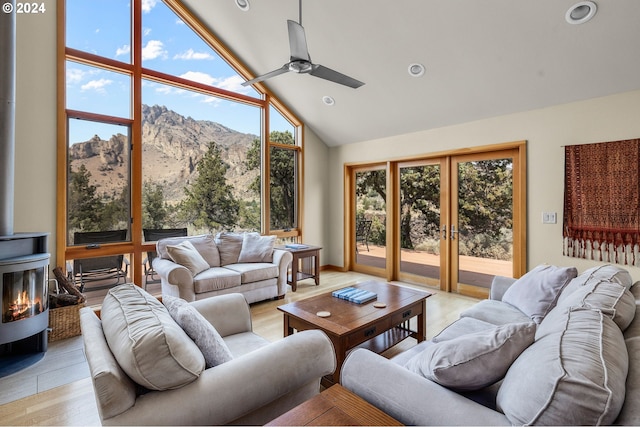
[[242, 65, 290, 86], [310, 64, 365, 89], [287, 20, 310, 62]]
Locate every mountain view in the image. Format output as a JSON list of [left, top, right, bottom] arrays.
[[68, 104, 260, 204]]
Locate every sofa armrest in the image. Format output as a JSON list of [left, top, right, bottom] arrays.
[[272, 249, 293, 296], [103, 330, 336, 426], [490, 276, 517, 301], [341, 349, 511, 426], [189, 293, 252, 337], [152, 257, 195, 300]]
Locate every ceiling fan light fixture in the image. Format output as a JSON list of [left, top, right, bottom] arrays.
[[566, 1, 597, 24], [235, 0, 250, 11], [322, 96, 335, 106], [408, 63, 425, 78]]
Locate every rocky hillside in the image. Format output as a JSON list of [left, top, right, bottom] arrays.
[[68, 104, 259, 203]]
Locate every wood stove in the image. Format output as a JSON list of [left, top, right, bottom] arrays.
[[0, 233, 50, 362]]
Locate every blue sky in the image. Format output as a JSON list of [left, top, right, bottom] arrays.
[[66, 0, 292, 144]]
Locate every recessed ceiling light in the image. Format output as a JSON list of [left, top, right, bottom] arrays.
[[235, 0, 250, 11], [408, 63, 425, 78], [565, 1, 597, 24], [322, 96, 335, 106]]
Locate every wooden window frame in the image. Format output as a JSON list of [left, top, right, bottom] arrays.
[[57, 0, 304, 287]]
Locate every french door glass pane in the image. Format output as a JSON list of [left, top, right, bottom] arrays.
[[457, 158, 514, 288], [67, 119, 131, 246], [399, 164, 441, 282], [355, 169, 386, 268]]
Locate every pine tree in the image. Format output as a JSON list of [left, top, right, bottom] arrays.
[[181, 141, 239, 232], [68, 163, 103, 232]]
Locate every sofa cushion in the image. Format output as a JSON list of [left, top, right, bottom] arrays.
[[101, 284, 205, 391], [549, 279, 636, 331], [193, 267, 241, 293], [405, 322, 535, 391], [163, 295, 233, 368], [166, 240, 210, 276], [502, 264, 577, 324], [459, 299, 532, 326], [616, 283, 640, 425], [157, 234, 221, 267], [558, 264, 634, 305], [224, 263, 280, 284], [497, 308, 628, 426], [432, 316, 497, 343], [215, 232, 244, 265], [238, 233, 276, 263]]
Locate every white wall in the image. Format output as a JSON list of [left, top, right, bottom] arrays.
[[327, 89, 640, 280], [14, 2, 58, 262]]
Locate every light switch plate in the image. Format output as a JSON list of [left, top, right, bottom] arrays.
[[542, 212, 557, 224]]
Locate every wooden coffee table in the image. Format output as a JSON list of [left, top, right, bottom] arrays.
[[278, 280, 432, 386], [265, 384, 402, 426]]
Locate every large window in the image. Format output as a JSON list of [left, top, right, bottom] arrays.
[[59, 0, 303, 296]]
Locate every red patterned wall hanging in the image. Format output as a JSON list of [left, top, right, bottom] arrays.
[[563, 138, 640, 265]]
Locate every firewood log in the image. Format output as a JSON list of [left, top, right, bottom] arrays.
[[52, 266, 86, 303], [49, 293, 80, 308]]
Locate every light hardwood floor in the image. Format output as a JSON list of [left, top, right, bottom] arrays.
[[0, 271, 479, 426]]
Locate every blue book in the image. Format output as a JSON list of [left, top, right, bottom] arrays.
[[332, 287, 356, 299], [351, 291, 377, 304], [338, 288, 362, 300]]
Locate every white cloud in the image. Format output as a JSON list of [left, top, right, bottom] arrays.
[[217, 75, 252, 95], [176, 19, 185, 25], [116, 45, 131, 57], [178, 73, 252, 96], [174, 49, 213, 60], [180, 71, 216, 86], [141, 0, 157, 13], [66, 68, 85, 84], [142, 40, 167, 60], [143, 28, 152, 37], [81, 79, 113, 93]]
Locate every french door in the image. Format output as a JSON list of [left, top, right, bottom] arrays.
[[347, 143, 526, 297]]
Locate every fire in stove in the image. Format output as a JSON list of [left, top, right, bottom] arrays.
[[5, 291, 43, 322]]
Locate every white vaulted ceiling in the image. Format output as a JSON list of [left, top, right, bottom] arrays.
[[181, 0, 640, 147]]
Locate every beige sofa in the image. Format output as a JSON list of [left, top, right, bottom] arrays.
[[152, 232, 293, 303], [80, 285, 336, 425], [342, 264, 640, 425]]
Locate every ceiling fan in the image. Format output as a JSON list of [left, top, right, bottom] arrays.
[[241, 1, 364, 89]]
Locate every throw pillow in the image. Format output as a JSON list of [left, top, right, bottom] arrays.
[[215, 232, 244, 265], [166, 240, 210, 276], [404, 322, 536, 391], [101, 284, 205, 391], [238, 233, 276, 263], [547, 279, 636, 332], [497, 308, 628, 426], [163, 295, 234, 368], [558, 264, 633, 305], [502, 264, 577, 323]]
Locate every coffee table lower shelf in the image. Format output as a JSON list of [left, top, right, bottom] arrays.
[[355, 325, 414, 354]]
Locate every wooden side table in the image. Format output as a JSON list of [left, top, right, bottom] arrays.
[[265, 384, 402, 426], [276, 245, 321, 291]]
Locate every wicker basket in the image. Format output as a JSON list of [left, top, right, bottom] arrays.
[[48, 302, 85, 342]]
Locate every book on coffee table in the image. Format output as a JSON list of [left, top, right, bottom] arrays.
[[332, 287, 377, 304]]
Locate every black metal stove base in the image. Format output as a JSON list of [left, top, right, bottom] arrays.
[[0, 329, 48, 378]]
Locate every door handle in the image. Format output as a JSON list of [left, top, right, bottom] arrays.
[[450, 225, 458, 240]]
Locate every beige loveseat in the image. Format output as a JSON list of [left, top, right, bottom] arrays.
[[342, 264, 640, 425], [152, 232, 293, 303], [80, 284, 336, 425]]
